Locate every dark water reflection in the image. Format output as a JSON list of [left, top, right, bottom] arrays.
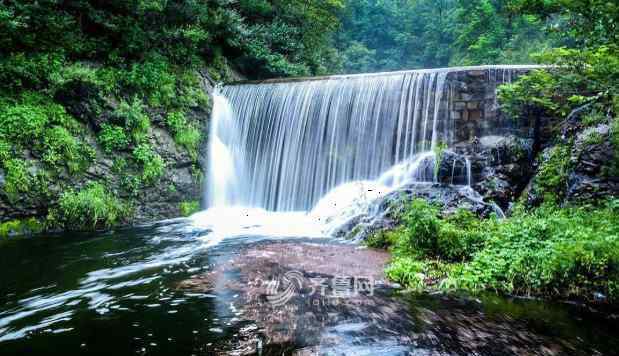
[[0, 219, 617, 355]]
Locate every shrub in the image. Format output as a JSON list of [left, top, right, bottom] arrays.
[[0, 103, 48, 143], [115, 98, 150, 144], [42, 126, 94, 173], [396, 199, 441, 256], [125, 56, 176, 108], [385, 257, 427, 290], [454, 202, 619, 302], [166, 111, 201, 159], [0, 218, 44, 238], [0, 52, 64, 90], [533, 144, 572, 203], [0, 137, 11, 163], [50, 183, 128, 230], [373, 198, 619, 303], [2, 159, 31, 201], [132, 143, 165, 185], [179, 200, 200, 216], [98, 124, 129, 153]]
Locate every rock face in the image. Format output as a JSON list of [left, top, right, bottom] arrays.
[[567, 124, 619, 202], [0, 73, 213, 227], [457, 135, 534, 209]]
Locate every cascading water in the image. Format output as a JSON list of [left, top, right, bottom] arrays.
[[197, 66, 527, 238], [208, 70, 453, 212]]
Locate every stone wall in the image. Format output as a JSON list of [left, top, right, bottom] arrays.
[[443, 66, 537, 144]]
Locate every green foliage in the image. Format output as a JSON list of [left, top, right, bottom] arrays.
[[42, 126, 94, 173], [0, 218, 44, 238], [455, 202, 619, 302], [50, 183, 128, 231], [115, 98, 150, 144], [433, 142, 448, 179], [386, 257, 428, 290], [132, 144, 165, 185], [373, 199, 619, 303], [179, 200, 200, 217], [499, 47, 619, 123], [0, 137, 11, 163], [533, 144, 572, 203], [125, 56, 176, 108], [166, 112, 201, 159], [336, 0, 552, 73], [98, 124, 129, 154], [2, 159, 31, 201], [0, 101, 49, 143], [370, 199, 487, 262]]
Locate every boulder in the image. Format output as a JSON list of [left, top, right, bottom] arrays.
[[333, 183, 502, 241]]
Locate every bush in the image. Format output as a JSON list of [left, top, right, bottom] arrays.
[[0, 137, 11, 163], [42, 126, 94, 173], [125, 56, 176, 108], [50, 183, 128, 230], [533, 144, 572, 203], [2, 159, 31, 201], [372, 198, 619, 303], [0, 103, 48, 143], [98, 124, 129, 154], [179, 200, 200, 216], [166, 111, 201, 159], [454, 202, 619, 302], [132, 143, 165, 185], [115, 98, 150, 144], [378, 199, 486, 262], [0, 218, 44, 238]]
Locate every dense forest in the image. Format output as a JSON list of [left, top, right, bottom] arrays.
[[0, 0, 618, 301]]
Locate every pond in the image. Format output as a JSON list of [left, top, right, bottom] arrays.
[[0, 215, 617, 355]]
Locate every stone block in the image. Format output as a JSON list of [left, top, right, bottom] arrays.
[[467, 101, 479, 109], [469, 109, 482, 120]]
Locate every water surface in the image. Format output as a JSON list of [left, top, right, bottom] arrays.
[[0, 218, 617, 355]]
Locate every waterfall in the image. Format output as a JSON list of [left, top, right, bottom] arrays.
[[209, 70, 455, 211], [206, 66, 533, 212]]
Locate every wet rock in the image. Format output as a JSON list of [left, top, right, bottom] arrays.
[[54, 79, 112, 131], [436, 151, 470, 185], [454, 135, 533, 209], [333, 183, 501, 241]]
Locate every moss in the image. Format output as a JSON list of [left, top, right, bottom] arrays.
[[0, 218, 44, 238], [179, 200, 200, 217]]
